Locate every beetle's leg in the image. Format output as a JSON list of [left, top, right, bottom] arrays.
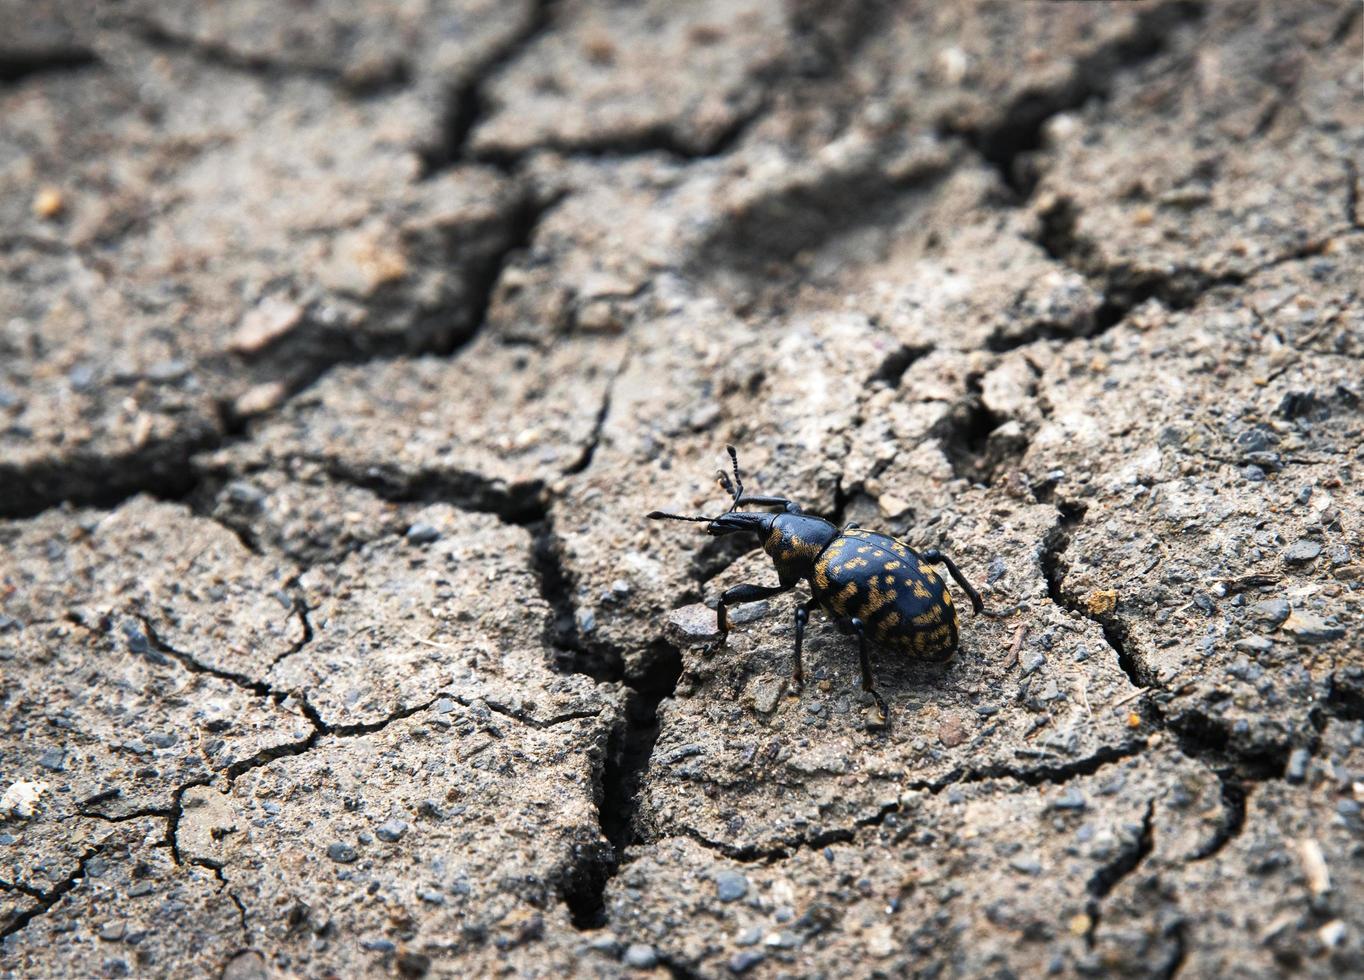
[[920, 549, 985, 614], [849, 617, 888, 723], [716, 582, 791, 641], [792, 598, 817, 688]]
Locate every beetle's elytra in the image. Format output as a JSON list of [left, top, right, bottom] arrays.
[[649, 446, 983, 721]]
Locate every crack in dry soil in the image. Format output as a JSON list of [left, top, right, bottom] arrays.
[[0, 845, 106, 941], [945, 0, 1207, 198]]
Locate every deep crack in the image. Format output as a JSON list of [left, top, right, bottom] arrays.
[[946, 0, 1206, 197], [667, 738, 1149, 865], [1085, 798, 1156, 947], [563, 642, 683, 929], [0, 47, 97, 84], [1189, 772, 1247, 861], [421, 0, 559, 171], [0, 845, 105, 940], [1039, 503, 1299, 790], [115, 14, 410, 94]]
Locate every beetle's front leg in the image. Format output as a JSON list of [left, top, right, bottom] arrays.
[[715, 583, 791, 644]]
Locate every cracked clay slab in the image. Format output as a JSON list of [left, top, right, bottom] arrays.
[[271, 504, 616, 729], [174, 700, 621, 976]]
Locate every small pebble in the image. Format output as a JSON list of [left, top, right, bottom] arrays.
[[1319, 920, 1347, 948], [728, 602, 769, 625], [661, 744, 704, 765], [729, 951, 765, 973], [376, 819, 409, 843], [1250, 599, 1291, 627], [32, 186, 63, 219], [406, 523, 441, 545], [1286, 747, 1311, 784], [714, 870, 749, 902], [587, 936, 622, 957], [1051, 788, 1086, 811], [326, 843, 358, 864], [1281, 611, 1345, 644], [735, 926, 763, 947], [225, 481, 267, 508], [1235, 428, 1276, 453], [1021, 651, 1045, 677], [623, 944, 658, 969], [1282, 540, 1322, 563]]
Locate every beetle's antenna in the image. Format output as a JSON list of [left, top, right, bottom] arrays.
[[724, 445, 743, 511], [647, 511, 712, 523]]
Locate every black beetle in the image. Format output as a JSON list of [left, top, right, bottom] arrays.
[[650, 447, 983, 720]]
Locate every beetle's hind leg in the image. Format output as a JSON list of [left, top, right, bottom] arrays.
[[920, 548, 984, 614]]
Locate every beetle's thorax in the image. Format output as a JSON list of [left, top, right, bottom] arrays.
[[763, 513, 838, 582]]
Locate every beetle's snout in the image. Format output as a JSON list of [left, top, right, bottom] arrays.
[[705, 512, 770, 537], [704, 517, 740, 536]]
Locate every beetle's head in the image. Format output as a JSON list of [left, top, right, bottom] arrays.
[[647, 445, 774, 538]]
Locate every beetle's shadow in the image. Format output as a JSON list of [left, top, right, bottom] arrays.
[[773, 611, 965, 702]]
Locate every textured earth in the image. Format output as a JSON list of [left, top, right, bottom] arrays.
[[2, 2, 1362, 978]]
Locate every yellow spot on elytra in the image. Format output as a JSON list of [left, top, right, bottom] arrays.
[[844, 557, 870, 571], [912, 609, 941, 627], [872, 549, 884, 558], [913, 580, 931, 599], [918, 562, 933, 577], [884, 560, 902, 571], [857, 545, 871, 554], [861, 582, 899, 617]]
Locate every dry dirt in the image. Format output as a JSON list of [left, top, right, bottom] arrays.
[[2, 2, 1362, 977]]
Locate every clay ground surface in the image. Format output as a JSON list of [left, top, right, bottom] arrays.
[[2, 1, 1362, 977]]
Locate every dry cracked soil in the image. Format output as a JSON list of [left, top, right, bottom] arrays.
[[2, 1, 1362, 978]]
